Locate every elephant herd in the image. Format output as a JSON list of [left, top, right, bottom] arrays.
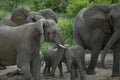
[[0, 3, 120, 80]]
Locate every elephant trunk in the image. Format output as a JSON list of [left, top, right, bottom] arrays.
[[102, 28, 120, 53], [50, 33, 67, 76], [101, 28, 120, 68]]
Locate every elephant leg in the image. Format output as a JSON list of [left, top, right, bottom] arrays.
[[112, 43, 120, 77], [43, 64, 47, 75], [0, 64, 6, 70], [50, 50, 63, 77], [47, 65, 51, 74], [75, 58, 85, 80], [58, 62, 64, 77], [16, 54, 34, 80], [31, 54, 41, 80], [81, 53, 86, 70], [86, 49, 100, 75], [74, 66, 78, 78], [70, 63, 75, 80], [7, 69, 23, 76], [101, 51, 107, 68]]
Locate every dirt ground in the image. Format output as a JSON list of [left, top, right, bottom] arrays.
[[0, 54, 120, 80]]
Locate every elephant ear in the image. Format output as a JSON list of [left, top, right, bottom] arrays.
[[39, 8, 58, 23], [27, 12, 45, 22], [106, 4, 120, 29], [11, 8, 30, 26], [83, 4, 111, 34], [35, 19, 45, 42]]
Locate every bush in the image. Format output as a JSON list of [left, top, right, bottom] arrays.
[[94, 0, 111, 4], [58, 13, 75, 45], [30, 0, 68, 12], [67, 0, 93, 17], [0, 11, 8, 20]]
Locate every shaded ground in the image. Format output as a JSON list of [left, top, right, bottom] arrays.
[[0, 54, 120, 80]]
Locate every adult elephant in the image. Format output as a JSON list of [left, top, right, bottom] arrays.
[[39, 8, 58, 23], [0, 8, 30, 26], [0, 8, 58, 27], [0, 19, 65, 80], [27, 9, 58, 23], [72, 4, 119, 76]]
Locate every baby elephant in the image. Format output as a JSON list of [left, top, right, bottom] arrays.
[[43, 48, 66, 77], [65, 45, 86, 80]]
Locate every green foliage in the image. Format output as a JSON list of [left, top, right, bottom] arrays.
[[30, 0, 68, 12], [0, 11, 8, 20], [58, 13, 75, 45], [0, 0, 27, 11], [93, 0, 111, 4], [41, 42, 55, 53], [67, 0, 93, 17]]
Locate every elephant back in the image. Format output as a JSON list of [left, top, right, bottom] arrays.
[[107, 4, 120, 28], [39, 9, 58, 23], [83, 4, 111, 34], [11, 8, 30, 26]]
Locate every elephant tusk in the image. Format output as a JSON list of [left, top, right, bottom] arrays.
[[58, 44, 66, 48]]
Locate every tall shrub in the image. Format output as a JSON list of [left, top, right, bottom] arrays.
[[30, 0, 68, 12], [67, 0, 93, 17]]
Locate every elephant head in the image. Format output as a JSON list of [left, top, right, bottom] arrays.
[[39, 8, 58, 23], [102, 4, 120, 54], [0, 8, 30, 27], [36, 19, 65, 76], [27, 12, 45, 22], [11, 8, 30, 26]]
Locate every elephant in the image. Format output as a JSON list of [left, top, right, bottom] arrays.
[[0, 8, 58, 27], [64, 45, 86, 80], [39, 8, 58, 23], [100, 4, 120, 77], [73, 4, 120, 77], [43, 48, 66, 77], [27, 12, 45, 22], [43, 45, 86, 80], [0, 8, 30, 26], [27, 8, 58, 23], [0, 19, 65, 80]]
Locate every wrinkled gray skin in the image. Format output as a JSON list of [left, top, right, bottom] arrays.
[[43, 49, 66, 77], [27, 12, 45, 22], [65, 45, 86, 80], [0, 8, 57, 27], [27, 9, 58, 23], [39, 8, 58, 23], [0, 8, 30, 26], [73, 4, 120, 77], [39, 51, 44, 66], [0, 8, 59, 75], [100, 4, 120, 77], [0, 19, 64, 80], [0, 7, 30, 71]]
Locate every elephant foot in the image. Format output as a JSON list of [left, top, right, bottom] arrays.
[[99, 63, 107, 69], [0, 65, 6, 70], [65, 70, 70, 74], [49, 72, 55, 77], [7, 70, 23, 77], [111, 73, 120, 77], [60, 74, 64, 77], [86, 69, 96, 75]]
